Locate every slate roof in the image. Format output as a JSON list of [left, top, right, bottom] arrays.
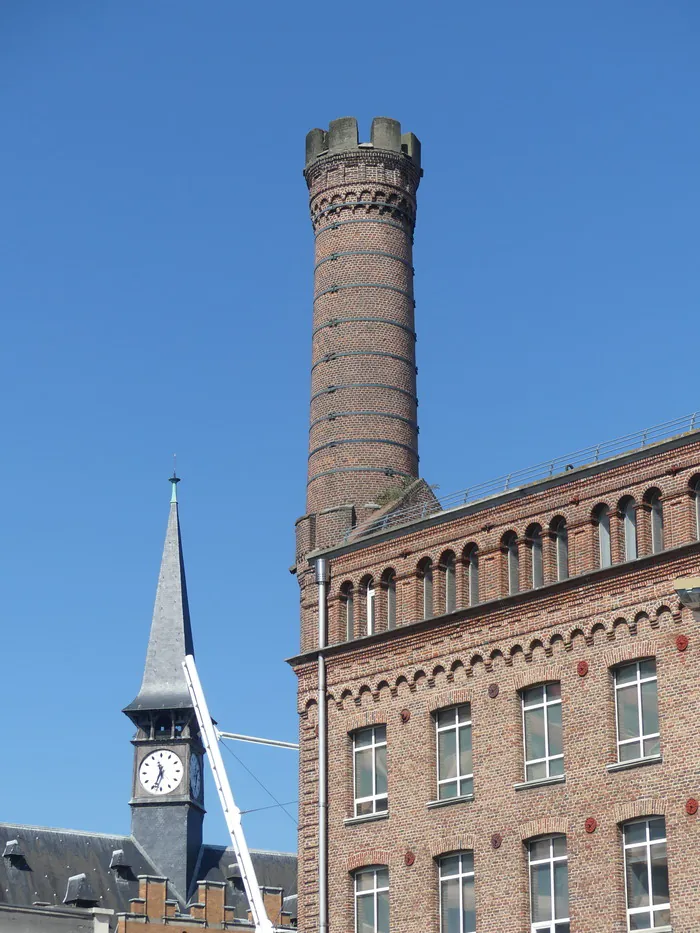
[[0, 825, 297, 921]]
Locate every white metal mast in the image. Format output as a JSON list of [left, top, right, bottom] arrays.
[[182, 654, 276, 933]]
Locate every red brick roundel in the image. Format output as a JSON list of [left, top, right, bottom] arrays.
[[488, 684, 499, 699], [584, 817, 598, 834], [676, 634, 689, 652], [404, 851, 416, 867], [577, 660, 589, 677], [686, 798, 699, 816], [400, 709, 411, 724], [491, 833, 502, 849]]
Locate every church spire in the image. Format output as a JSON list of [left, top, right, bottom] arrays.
[[124, 475, 195, 712]]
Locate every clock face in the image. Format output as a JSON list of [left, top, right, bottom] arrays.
[[190, 752, 202, 800], [139, 749, 184, 795]]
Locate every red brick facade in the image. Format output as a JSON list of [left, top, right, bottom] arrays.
[[292, 118, 700, 933]]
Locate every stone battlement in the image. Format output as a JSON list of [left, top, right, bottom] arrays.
[[305, 116, 421, 170]]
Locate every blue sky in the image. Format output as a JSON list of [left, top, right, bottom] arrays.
[[1, 2, 698, 855]]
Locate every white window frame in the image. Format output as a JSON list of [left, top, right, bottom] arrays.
[[595, 506, 612, 568], [343, 586, 354, 641], [354, 866, 389, 933], [528, 835, 569, 933], [422, 561, 433, 619], [649, 493, 664, 554], [467, 548, 479, 606], [554, 521, 569, 581], [506, 535, 519, 594], [623, 499, 638, 560], [614, 660, 660, 763], [366, 581, 375, 635], [623, 818, 670, 931], [444, 554, 456, 613], [436, 705, 473, 800], [522, 683, 563, 781], [384, 572, 396, 630], [531, 529, 544, 588], [439, 852, 475, 933], [353, 726, 387, 817]]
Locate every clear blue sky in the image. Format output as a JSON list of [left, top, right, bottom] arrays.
[[1, 2, 698, 856]]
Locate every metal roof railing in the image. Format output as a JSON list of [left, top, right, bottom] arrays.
[[358, 411, 700, 540]]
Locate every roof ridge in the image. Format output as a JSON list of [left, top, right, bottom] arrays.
[[0, 822, 131, 840]]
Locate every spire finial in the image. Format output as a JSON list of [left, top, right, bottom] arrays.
[[169, 455, 180, 503]]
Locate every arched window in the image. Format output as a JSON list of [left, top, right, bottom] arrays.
[[441, 551, 457, 613], [341, 582, 354, 641], [528, 835, 569, 933], [527, 525, 543, 589], [361, 576, 376, 636], [551, 517, 569, 582], [691, 476, 700, 540], [620, 497, 638, 561], [463, 544, 479, 606], [622, 818, 669, 930], [382, 569, 396, 630], [502, 532, 519, 595], [418, 558, 433, 619], [354, 866, 389, 933], [592, 504, 611, 568], [439, 852, 475, 933], [644, 489, 664, 554]]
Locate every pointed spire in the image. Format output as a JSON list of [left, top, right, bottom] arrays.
[[124, 476, 195, 712]]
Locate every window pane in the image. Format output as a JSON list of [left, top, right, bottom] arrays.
[[648, 818, 665, 841], [547, 702, 563, 757], [552, 836, 567, 857], [459, 724, 472, 776], [523, 685, 544, 706], [546, 682, 562, 701], [644, 736, 660, 758], [650, 843, 669, 904], [457, 704, 471, 723], [525, 706, 546, 761], [527, 760, 547, 781], [554, 861, 569, 919], [356, 800, 372, 816], [357, 896, 374, 933], [377, 891, 389, 933], [549, 756, 564, 776], [624, 822, 647, 845], [356, 871, 374, 892], [530, 863, 552, 922], [375, 795, 388, 812], [640, 681, 659, 737], [355, 749, 373, 799], [654, 907, 671, 927], [620, 741, 641, 762], [440, 856, 460, 877], [376, 868, 389, 887], [374, 725, 386, 743], [460, 852, 474, 874], [375, 746, 387, 795], [617, 685, 640, 741], [437, 708, 456, 728], [441, 878, 459, 933], [459, 776, 473, 797], [616, 662, 638, 685], [439, 728, 457, 780], [462, 875, 476, 933], [440, 780, 458, 800], [529, 838, 551, 860], [626, 849, 650, 908], [640, 658, 656, 678], [355, 728, 373, 748], [554, 924, 570, 933], [629, 910, 651, 931]]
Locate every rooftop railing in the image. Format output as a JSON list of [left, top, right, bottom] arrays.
[[357, 411, 700, 540]]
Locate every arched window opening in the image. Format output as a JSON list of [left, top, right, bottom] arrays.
[[645, 489, 664, 554], [341, 582, 354, 641], [418, 558, 433, 619], [464, 545, 479, 606], [620, 497, 638, 561], [154, 715, 171, 739], [622, 818, 669, 930], [551, 517, 569, 582], [382, 569, 396, 630], [593, 504, 611, 569], [354, 866, 389, 933], [692, 476, 700, 540], [361, 576, 376, 636], [439, 852, 475, 933], [502, 532, 519, 595], [527, 525, 543, 589], [528, 835, 569, 933], [442, 551, 456, 614]]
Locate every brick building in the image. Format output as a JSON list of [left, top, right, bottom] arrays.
[[290, 117, 700, 933]]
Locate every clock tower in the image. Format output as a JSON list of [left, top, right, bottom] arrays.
[[123, 475, 205, 903]]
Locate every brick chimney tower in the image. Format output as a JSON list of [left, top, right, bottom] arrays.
[[297, 116, 423, 553]]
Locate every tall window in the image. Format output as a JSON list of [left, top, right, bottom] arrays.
[[621, 497, 638, 561], [503, 532, 519, 595], [692, 476, 700, 540], [528, 836, 569, 933], [623, 818, 670, 931], [645, 490, 664, 554], [439, 853, 475, 933], [436, 704, 473, 799], [464, 545, 479, 606], [363, 577, 376, 636], [593, 504, 612, 568], [355, 867, 389, 933], [419, 559, 433, 619], [522, 683, 563, 781], [342, 583, 355, 641], [443, 552, 456, 614], [528, 526, 544, 588], [551, 518, 569, 582], [382, 570, 396, 630], [353, 726, 387, 816], [614, 659, 660, 763]]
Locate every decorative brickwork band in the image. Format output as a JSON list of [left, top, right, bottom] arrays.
[[602, 641, 657, 670], [346, 849, 392, 873]]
